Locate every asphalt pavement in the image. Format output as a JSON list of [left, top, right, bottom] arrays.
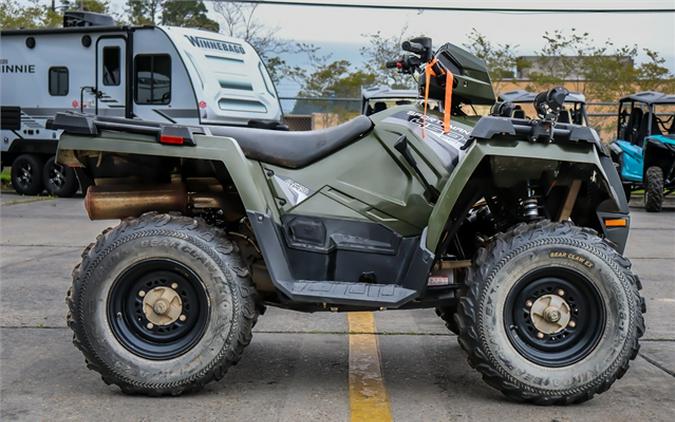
[[1, 192, 674, 421]]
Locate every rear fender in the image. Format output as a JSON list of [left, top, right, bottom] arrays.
[[57, 131, 273, 213], [426, 139, 630, 253]]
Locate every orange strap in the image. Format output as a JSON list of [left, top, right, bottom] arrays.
[[422, 58, 453, 134], [443, 72, 453, 134]]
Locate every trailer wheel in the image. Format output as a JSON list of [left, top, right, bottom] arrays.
[[644, 166, 663, 212], [456, 221, 644, 405], [11, 154, 44, 195], [67, 212, 259, 395], [43, 156, 78, 197]]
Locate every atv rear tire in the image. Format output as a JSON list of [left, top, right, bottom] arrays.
[[66, 212, 258, 395], [11, 154, 44, 195], [456, 221, 644, 405], [644, 166, 664, 212], [43, 156, 78, 197]]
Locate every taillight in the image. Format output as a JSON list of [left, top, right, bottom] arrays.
[[159, 134, 185, 145]]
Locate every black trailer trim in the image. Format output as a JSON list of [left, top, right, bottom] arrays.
[[1, 25, 153, 36]]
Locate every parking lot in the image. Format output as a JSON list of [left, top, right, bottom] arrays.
[[1, 192, 674, 421]]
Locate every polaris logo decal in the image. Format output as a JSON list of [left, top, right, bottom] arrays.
[[0, 59, 35, 74], [273, 175, 313, 206], [185, 36, 245, 54], [405, 110, 471, 143]]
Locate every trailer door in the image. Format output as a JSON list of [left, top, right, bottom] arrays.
[[96, 38, 126, 116]]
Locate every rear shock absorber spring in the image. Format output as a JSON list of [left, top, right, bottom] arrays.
[[522, 181, 541, 221]]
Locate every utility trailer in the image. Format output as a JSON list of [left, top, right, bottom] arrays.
[[1, 11, 282, 196]]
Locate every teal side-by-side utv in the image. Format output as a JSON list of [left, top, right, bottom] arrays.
[[609, 91, 675, 211]]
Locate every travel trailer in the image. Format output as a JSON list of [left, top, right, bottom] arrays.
[[1, 11, 282, 196]]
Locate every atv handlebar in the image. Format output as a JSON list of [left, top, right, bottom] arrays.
[[402, 40, 425, 55]]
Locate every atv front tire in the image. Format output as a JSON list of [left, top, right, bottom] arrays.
[[644, 166, 664, 212], [67, 212, 258, 395], [456, 221, 644, 405]]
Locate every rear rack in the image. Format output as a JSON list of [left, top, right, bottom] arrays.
[[47, 112, 205, 146]]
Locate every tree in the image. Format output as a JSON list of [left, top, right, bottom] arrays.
[[0, 0, 61, 29], [524, 28, 594, 93], [360, 27, 416, 89], [526, 29, 673, 102], [462, 28, 517, 91], [211, 2, 318, 85], [126, 0, 162, 25], [60, 0, 110, 13], [292, 59, 376, 118], [161, 0, 219, 32]]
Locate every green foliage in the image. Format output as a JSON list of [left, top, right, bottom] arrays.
[[161, 0, 218, 32], [360, 28, 415, 89], [1, 0, 62, 29], [60, 0, 109, 13], [463, 28, 516, 88], [293, 59, 376, 117], [126, 0, 162, 25], [526, 28, 674, 98]]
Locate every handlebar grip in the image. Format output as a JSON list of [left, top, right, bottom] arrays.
[[402, 41, 424, 54], [385, 60, 399, 69]]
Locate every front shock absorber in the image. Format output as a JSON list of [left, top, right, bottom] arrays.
[[522, 181, 541, 221]]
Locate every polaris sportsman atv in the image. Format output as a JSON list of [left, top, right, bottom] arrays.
[[609, 91, 675, 211], [52, 37, 644, 404]]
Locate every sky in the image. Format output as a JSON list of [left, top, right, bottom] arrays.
[[84, 1, 675, 97], [198, 0, 675, 96]]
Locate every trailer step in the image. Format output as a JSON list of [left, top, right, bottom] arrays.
[[277, 280, 417, 307]]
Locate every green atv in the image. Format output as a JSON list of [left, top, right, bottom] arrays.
[[52, 37, 644, 404]]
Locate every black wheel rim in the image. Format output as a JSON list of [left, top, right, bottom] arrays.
[[16, 161, 34, 190], [47, 162, 65, 189], [108, 259, 209, 360], [504, 267, 605, 367]]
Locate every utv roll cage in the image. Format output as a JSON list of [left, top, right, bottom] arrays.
[[498, 90, 588, 126], [361, 86, 418, 116], [617, 91, 675, 143]]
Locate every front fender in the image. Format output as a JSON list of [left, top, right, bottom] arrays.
[[426, 139, 629, 252]]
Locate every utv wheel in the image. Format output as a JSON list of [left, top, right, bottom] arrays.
[[11, 154, 44, 195], [644, 166, 664, 212], [66, 212, 258, 395], [435, 304, 460, 335], [456, 221, 644, 405], [43, 156, 78, 197]]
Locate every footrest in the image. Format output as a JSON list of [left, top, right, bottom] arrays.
[[277, 280, 417, 307]]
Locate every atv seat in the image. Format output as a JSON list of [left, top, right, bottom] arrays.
[[208, 116, 373, 169]]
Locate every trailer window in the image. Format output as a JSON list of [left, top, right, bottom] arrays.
[[102, 47, 120, 86], [134, 54, 171, 105], [48, 67, 69, 96]]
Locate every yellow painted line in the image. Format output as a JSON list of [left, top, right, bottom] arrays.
[[348, 312, 393, 422]]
